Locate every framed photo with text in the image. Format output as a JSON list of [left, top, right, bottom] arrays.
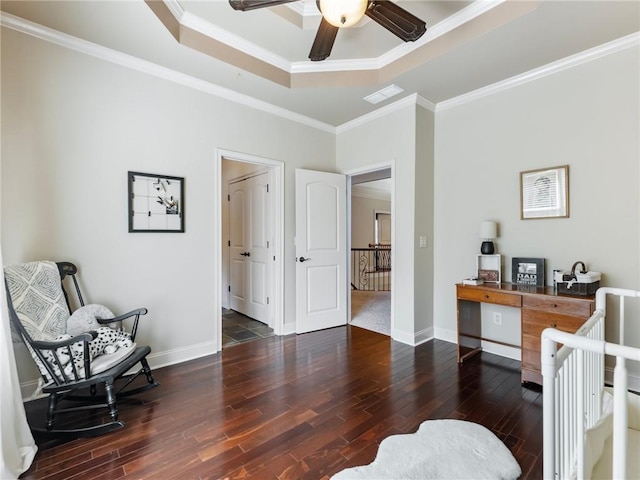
[[128, 171, 184, 232], [512, 257, 545, 287]]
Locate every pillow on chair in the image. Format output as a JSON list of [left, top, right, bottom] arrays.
[[51, 327, 136, 379], [67, 304, 116, 336]]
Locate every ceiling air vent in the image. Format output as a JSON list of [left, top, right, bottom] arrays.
[[364, 84, 404, 105]]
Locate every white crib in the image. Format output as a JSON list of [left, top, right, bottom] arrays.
[[541, 287, 640, 479]]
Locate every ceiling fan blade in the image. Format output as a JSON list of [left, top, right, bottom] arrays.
[[309, 18, 339, 62], [365, 0, 426, 42], [229, 0, 297, 11]]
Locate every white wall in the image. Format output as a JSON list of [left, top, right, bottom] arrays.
[[351, 194, 391, 248], [414, 107, 435, 338], [336, 105, 425, 344], [1, 27, 335, 391], [433, 46, 640, 377]]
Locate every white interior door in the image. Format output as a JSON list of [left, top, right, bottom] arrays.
[[295, 169, 347, 333], [228, 173, 270, 323]]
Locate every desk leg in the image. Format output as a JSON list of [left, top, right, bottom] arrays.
[[457, 299, 482, 362]]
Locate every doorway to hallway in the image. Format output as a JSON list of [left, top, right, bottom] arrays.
[[349, 168, 393, 336], [219, 150, 284, 349]]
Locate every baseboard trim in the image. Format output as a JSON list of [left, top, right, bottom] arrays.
[[145, 340, 219, 371], [479, 341, 521, 362], [435, 327, 521, 361], [20, 380, 43, 401], [21, 341, 220, 402], [433, 327, 457, 344], [392, 326, 434, 347]]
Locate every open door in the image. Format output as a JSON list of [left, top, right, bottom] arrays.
[[295, 169, 347, 333], [228, 172, 270, 323]]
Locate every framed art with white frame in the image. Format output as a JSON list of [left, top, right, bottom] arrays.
[[520, 165, 569, 220], [128, 171, 184, 232]]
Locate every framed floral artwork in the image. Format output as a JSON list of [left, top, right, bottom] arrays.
[[128, 171, 184, 232]]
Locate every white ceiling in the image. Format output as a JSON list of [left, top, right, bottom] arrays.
[[1, 1, 639, 127], [352, 178, 392, 199]]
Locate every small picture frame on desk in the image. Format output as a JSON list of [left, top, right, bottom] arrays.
[[512, 257, 545, 286], [477, 254, 501, 283], [478, 269, 499, 283]]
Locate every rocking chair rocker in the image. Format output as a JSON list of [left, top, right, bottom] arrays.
[[4, 260, 159, 437]]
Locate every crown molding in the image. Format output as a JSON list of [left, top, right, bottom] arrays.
[[0, 12, 336, 134], [417, 96, 437, 112], [153, 0, 531, 88], [179, 9, 292, 71], [436, 31, 640, 112], [267, 0, 513, 75], [2, 11, 636, 136], [163, 0, 185, 22], [336, 93, 421, 134], [375, 0, 510, 69], [337, 32, 640, 130], [336, 93, 436, 133]]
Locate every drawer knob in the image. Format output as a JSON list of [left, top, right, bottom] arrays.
[[550, 323, 557, 328], [484, 294, 489, 299], [552, 303, 558, 308]]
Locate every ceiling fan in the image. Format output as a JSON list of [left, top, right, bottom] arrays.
[[229, 0, 427, 61]]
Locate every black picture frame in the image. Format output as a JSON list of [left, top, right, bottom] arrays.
[[128, 171, 184, 233], [512, 257, 545, 287]]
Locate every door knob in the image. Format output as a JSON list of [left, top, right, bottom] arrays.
[[240, 252, 251, 257], [298, 256, 310, 263]]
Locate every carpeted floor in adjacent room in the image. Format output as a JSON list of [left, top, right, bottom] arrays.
[[350, 290, 391, 336]]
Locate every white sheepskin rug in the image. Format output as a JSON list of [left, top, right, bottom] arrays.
[[332, 419, 522, 480]]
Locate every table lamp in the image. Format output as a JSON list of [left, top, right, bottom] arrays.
[[480, 221, 497, 254]]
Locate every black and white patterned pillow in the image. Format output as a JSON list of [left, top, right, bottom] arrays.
[[49, 327, 133, 380]]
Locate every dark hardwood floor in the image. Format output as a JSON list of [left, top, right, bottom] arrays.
[[22, 326, 543, 479]]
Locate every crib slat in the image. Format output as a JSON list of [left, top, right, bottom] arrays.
[[576, 350, 585, 479], [612, 357, 628, 480]]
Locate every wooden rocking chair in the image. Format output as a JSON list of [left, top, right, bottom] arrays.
[[4, 260, 159, 437]]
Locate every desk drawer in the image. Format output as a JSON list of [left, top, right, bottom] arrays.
[[521, 309, 587, 376], [457, 287, 521, 307], [522, 309, 586, 337], [522, 347, 542, 370], [522, 295, 592, 317]]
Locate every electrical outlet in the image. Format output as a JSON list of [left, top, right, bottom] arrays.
[[492, 312, 502, 326]]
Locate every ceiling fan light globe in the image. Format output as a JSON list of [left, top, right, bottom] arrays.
[[319, 0, 367, 28]]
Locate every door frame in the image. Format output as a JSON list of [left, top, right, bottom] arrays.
[[215, 149, 284, 350], [344, 161, 395, 334]]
